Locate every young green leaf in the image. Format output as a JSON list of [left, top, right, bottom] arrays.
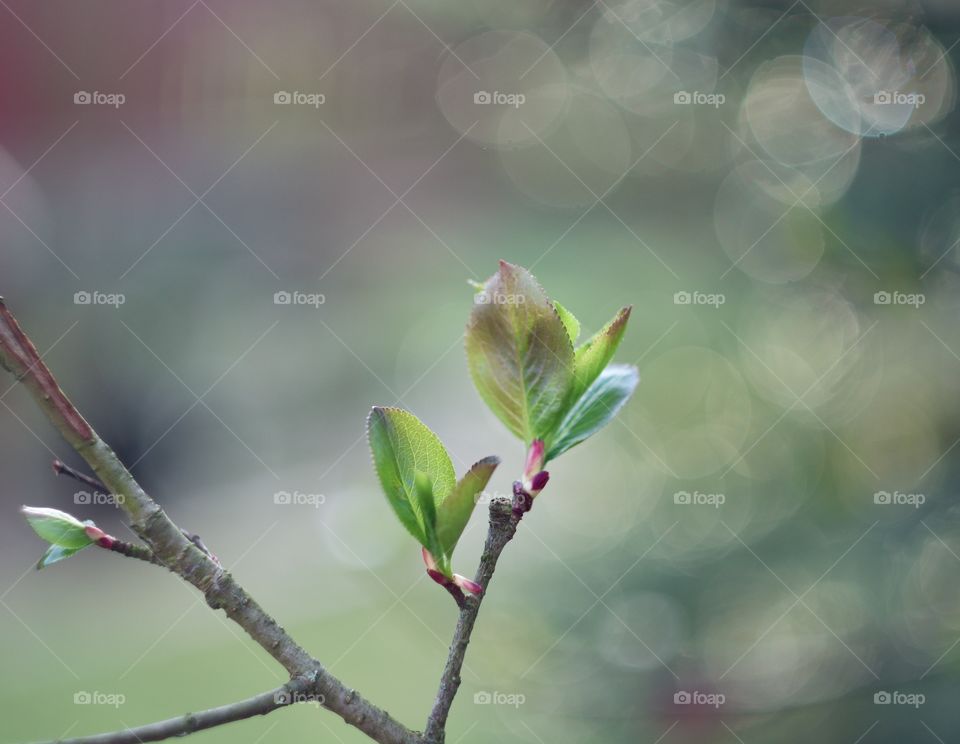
[[546, 364, 639, 460], [22, 506, 95, 549], [37, 543, 87, 569], [412, 471, 446, 572], [436, 456, 499, 557], [572, 306, 632, 401], [466, 261, 574, 443], [553, 301, 580, 344], [367, 407, 456, 544]]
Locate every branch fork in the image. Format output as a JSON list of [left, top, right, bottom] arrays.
[[0, 297, 526, 744]]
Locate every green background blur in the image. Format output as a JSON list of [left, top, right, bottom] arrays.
[[2, 1, 960, 742]]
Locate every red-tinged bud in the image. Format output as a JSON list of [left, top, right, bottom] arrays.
[[84, 524, 107, 542], [453, 574, 483, 596], [427, 568, 449, 586], [524, 440, 545, 481], [529, 470, 549, 493], [422, 546, 438, 571], [512, 480, 533, 516]]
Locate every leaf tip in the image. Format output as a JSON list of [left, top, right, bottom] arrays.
[[474, 454, 501, 469], [610, 305, 632, 332], [366, 405, 383, 428]]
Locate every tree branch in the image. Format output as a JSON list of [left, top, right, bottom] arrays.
[[423, 498, 520, 743], [0, 298, 419, 744], [41, 680, 313, 744], [95, 535, 167, 566], [51, 459, 216, 568]]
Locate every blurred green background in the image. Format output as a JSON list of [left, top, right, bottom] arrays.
[[2, 0, 960, 742]]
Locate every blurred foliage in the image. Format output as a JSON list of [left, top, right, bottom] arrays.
[[2, 0, 960, 742]]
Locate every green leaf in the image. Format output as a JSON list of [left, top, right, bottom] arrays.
[[554, 301, 580, 344], [466, 261, 574, 443], [546, 364, 639, 460], [22, 506, 94, 549], [37, 543, 87, 569], [436, 456, 499, 558], [367, 407, 456, 544], [572, 306, 632, 401], [412, 471, 444, 568]]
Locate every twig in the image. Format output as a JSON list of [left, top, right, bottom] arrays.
[[52, 459, 217, 565], [53, 460, 220, 567], [423, 498, 520, 743], [0, 298, 419, 744], [52, 458, 108, 493], [47, 679, 313, 744], [95, 535, 167, 566]]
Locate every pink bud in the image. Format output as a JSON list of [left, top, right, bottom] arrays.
[[524, 440, 545, 479], [453, 574, 483, 596], [529, 470, 549, 493], [84, 524, 107, 542], [427, 568, 449, 586], [422, 547, 438, 572]]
